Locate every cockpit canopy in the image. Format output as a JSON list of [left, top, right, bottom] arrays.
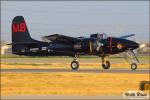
[[90, 33, 107, 40]]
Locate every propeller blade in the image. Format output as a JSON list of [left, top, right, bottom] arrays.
[[139, 44, 146, 48]]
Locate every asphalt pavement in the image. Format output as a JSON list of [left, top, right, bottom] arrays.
[[1, 68, 149, 74]]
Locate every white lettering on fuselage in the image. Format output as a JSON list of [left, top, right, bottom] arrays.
[[30, 48, 39, 52], [42, 47, 47, 50], [74, 44, 81, 49], [48, 49, 53, 52]]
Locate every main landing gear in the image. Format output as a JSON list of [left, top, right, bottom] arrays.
[[70, 51, 138, 70], [70, 55, 111, 70], [71, 56, 79, 70], [101, 56, 110, 69]]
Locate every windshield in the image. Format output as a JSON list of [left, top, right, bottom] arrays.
[[97, 33, 107, 40], [90, 33, 107, 40]]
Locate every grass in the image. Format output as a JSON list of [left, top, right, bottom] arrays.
[[1, 55, 149, 59], [1, 54, 149, 69], [1, 72, 149, 96], [1, 55, 149, 96]]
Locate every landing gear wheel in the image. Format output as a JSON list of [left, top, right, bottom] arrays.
[[131, 63, 137, 70], [71, 61, 79, 70], [102, 61, 110, 69]]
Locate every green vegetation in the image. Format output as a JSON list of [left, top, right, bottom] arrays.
[[1, 54, 149, 59]]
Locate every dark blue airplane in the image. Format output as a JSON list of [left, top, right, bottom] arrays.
[[10, 16, 139, 70]]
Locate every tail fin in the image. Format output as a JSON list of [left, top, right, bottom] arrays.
[[12, 16, 34, 43], [12, 16, 36, 54]]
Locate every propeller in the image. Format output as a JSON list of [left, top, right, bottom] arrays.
[[139, 43, 146, 48]]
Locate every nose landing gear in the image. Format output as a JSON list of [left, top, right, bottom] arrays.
[[131, 63, 137, 70], [125, 50, 139, 70]]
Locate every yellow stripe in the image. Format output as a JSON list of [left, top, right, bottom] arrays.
[[89, 41, 92, 53]]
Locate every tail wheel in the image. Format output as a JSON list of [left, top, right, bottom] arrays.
[[102, 60, 110, 69], [131, 63, 137, 70], [71, 61, 79, 70]]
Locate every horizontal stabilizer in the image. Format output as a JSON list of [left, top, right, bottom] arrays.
[[7, 42, 38, 45]]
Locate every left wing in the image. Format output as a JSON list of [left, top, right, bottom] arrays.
[[42, 34, 81, 45]]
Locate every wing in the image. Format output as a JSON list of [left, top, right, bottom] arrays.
[[42, 34, 81, 45], [119, 34, 135, 39]]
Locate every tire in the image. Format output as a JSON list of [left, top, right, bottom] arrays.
[[131, 63, 137, 70], [71, 61, 79, 70], [102, 60, 110, 69]]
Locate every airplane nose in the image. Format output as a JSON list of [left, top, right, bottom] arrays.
[[134, 42, 139, 49], [127, 41, 139, 50]]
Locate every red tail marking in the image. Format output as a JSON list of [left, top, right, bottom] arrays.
[[12, 23, 19, 32], [20, 23, 26, 32], [12, 22, 26, 33]]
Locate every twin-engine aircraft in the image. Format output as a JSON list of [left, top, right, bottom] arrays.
[[11, 16, 139, 70]]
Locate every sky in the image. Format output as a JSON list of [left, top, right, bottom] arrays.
[[1, 1, 149, 43]]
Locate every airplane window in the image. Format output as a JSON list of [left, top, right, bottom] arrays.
[[90, 33, 107, 40], [98, 33, 107, 40]]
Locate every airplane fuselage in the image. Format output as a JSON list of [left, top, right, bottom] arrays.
[[13, 37, 139, 57]]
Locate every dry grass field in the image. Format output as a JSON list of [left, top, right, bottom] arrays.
[[1, 56, 149, 96], [1, 72, 149, 96]]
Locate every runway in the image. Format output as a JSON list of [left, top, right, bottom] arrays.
[[1, 68, 149, 74]]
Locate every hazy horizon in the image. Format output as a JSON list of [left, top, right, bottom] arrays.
[[1, 1, 149, 43]]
